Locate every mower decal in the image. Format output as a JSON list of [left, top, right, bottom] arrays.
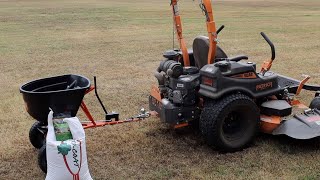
[[231, 72, 257, 79], [256, 82, 273, 91], [306, 116, 320, 122]]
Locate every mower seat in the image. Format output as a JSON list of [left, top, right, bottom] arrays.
[[193, 36, 228, 69]]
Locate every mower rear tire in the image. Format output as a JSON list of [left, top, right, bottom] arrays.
[[38, 144, 47, 173], [29, 121, 47, 149], [200, 93, 260, 152]]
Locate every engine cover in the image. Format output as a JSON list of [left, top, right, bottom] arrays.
[[168, 73, 200, 106]]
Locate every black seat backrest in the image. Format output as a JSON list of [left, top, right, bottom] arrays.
[[192, 36, 228, 69]]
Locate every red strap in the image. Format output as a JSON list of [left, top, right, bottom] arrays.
[[62, 140, 83, 178]]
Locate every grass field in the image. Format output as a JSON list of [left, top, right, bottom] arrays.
[[0, 0, 320, 179]]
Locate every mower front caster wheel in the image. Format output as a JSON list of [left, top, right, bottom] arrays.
[[310, 96, 320, 109], [200, 93, 260, 152]]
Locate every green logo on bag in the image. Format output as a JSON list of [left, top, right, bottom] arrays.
[[57, 143, 71, 155]]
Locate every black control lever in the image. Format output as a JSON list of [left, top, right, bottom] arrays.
[[229, 55, 248, 62], [94, 76, 108, 115], [217, 25, 225, 35], [260, 32, 275, 61], [94, 76, 119, 121]]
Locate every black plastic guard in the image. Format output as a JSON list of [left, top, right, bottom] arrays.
[[261, 100, 292, 117], [149, 95, 200, 124]]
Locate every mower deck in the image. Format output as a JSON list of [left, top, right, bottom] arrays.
[[260, 100, 311, 135]]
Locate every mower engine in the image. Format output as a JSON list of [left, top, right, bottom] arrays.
[[149, 60, 201, 125]]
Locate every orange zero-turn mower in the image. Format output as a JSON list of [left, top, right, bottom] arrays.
[[20, 75, 151, 172], [149, 0, 320, 152]]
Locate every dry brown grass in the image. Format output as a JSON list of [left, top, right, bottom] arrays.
[[0, 0, 320, 179]]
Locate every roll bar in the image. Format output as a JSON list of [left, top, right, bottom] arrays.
[[170, 0, 219, 66], [170, 0, 190, 66], [198, 0, 217, 65]]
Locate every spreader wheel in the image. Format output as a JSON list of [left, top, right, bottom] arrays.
[[200, 93, 260, 152], [29, 121, 47, 149], [38, 144, 47, 173]]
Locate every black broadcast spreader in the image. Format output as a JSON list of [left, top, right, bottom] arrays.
[[20, 74, 151, 172]]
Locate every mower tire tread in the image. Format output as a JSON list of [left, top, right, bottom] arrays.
[[200, 93, 259, 152]]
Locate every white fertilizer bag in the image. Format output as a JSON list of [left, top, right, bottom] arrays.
[[46, 111, 93, 180]]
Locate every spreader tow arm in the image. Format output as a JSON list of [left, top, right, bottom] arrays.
[[170, 0, 218, 66]]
